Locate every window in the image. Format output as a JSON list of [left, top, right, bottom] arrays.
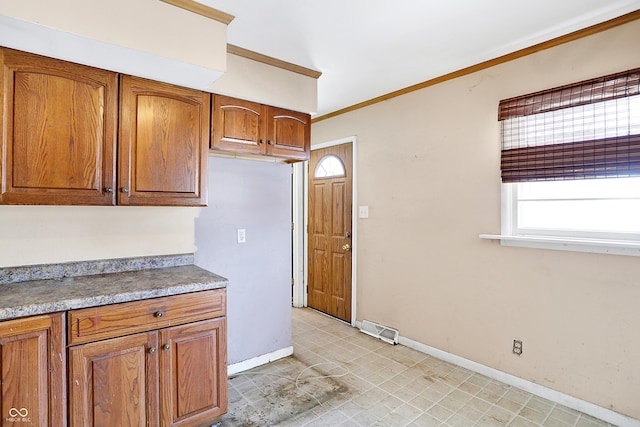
[[491, 68, 640, 255], [314, 155, 345, 178], [506, 177, 640, 240]]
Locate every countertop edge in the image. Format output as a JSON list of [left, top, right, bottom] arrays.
[[1, 281, 228, 320], [0, 262, 228, 321]]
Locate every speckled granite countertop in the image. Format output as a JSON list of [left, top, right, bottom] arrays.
[[0, 254, 228, 321]]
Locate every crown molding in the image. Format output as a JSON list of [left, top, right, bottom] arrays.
[[227, 44, 322, 79], [160, 0, 234, 24], [312, 9, 640, 123]]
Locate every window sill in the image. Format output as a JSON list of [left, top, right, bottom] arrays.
[[479, 234, 640, 257]]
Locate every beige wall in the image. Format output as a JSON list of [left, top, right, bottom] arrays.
[[210, 53, 318, 114], [312, 20, 640, 419], [0, 206, 198, 267]]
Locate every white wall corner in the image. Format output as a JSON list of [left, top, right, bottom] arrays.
[[0, 13, 226, 91], [227, 346, 294, 376]]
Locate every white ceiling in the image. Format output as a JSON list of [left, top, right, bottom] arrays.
[[199, 0, 640, 117]]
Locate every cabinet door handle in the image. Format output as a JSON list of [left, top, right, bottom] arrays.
[[105, 187, 113, 193], [268, 140, 274, 145], [149, 347, 157, 354], [154, 311, 164, 318], [259, 139, 265, 144], [163, 344, 171, 351], [121, 187, 129, 193]]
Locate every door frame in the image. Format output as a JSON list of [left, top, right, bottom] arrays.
[[292, 136, 358, 326]]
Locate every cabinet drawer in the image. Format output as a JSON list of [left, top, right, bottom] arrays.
[[68, 289, 226, 345]]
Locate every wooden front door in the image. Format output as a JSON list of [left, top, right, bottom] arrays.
[[308, 143, 353, 322]]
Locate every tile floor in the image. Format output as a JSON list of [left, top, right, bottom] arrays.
[[220, 308, 615, 427]]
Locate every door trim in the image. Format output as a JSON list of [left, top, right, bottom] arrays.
[[292, 136, 357, 326]]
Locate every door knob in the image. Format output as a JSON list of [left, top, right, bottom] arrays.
[[342, 244, 351, 251]]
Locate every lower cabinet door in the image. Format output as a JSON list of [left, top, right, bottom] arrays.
[[68, 331, 159, 427], [160, 318, 227, 427], [0, 313, 66, 427]]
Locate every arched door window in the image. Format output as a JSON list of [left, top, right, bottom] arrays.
[[313, 154, 346, 178]]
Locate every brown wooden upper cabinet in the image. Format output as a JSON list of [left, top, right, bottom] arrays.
[[0, 48, 209, 206], [212, 94, 310, 162], [0, 48, 118, 205], [119, 76, 209, 206]]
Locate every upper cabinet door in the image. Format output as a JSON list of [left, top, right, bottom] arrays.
[[118, 76, 209, 206], [0, 48, 118, 205], [211, 95, 267, 155], [211, 95, 310, 162], [266, 107, 310, 162]]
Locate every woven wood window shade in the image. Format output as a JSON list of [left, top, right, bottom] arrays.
[[499, 68, 640, 183]]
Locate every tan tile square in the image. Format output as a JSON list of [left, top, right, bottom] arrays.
[[458, 380, 483, 396], [448, 388, 473, 404], [439, 394, 466, 412], [477, 388, 506, 404], [380, 411, 415, 427], [523, 397, 555, 416], [467, 373, 493, 387], [352, 387, 389, 409], [495, 395, 526, 413], [510, 415, 539, 426], [380, 394, 405, 412], [393, 385, 424, 403], [518, 405, 548, 424], [420, 385, 449, 402], [394, 402, 424, 420], [409, 412, 443, 427], [575, 414, 611, 427], [504, 388, 532, 405], [543, 417, 573, 427], [427, 404, 454, 422], [333, 402, 359, 420], [378, 378, 404, 394], [466, 397, 492, 413], [306, 410, 350, 426], [547, 406, 580, 425], [483, 406, 515, 425], [456, 403, 485, 422], [350, 409, 383, 427], [408, 394, 435, 411], [447, 413, 474, 427]]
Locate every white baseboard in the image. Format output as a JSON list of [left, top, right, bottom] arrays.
[[396, 334, 640, 427], [227, 346, 294, 376]]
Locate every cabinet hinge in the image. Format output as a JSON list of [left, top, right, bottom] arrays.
[[291, 222, 295, 231], [291, 278, 295, 286]]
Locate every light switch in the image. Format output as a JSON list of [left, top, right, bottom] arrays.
[[359, 206, 369, 219], [237, 229, 246, 243]]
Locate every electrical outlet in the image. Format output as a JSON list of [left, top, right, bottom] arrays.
[[513, 340, 523, 356], [237, 229, 246, 244]]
